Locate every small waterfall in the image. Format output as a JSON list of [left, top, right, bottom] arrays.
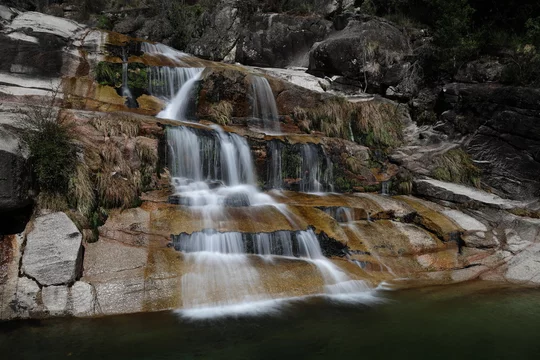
[[157, 68, 204, 121], [381, 181, 390, 196], [300, 144, 333, 193], [148, 67, 201, 100], [141, 42, 189, 61], [121, 48, 136, 108], [267, 141, 283, 189], [266, 142, 334, 192], [251, 75, 280, 133]]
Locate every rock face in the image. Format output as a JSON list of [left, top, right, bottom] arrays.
[[21, 212, 83, 286], [186, 0, 241, 61], [308, 16, 412, 92], [0, 124, 31, 212], [236, 13, 331, 68], [441, 83, 540, 200]]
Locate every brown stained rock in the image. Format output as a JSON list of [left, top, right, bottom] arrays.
[[136, 94, 165, 115], [395, 195, 462, 241], [63, 77, 127, 112]]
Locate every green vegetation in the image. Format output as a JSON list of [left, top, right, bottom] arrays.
[[363, 0, 540, 85], [19, 100, 77, 198], [431, 148, 481, 187], [94, 61, 149, 93]]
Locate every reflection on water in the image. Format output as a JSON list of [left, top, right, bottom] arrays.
[[2, 282, 540, 360]]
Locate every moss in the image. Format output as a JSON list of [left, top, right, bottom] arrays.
[[431, 148, 481, 187]]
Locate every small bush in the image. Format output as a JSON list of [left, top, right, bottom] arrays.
[[18, 95, 77, 197]]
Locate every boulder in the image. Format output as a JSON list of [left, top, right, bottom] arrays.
[[21, 212, 83, 286], [441, 83, 540, 200], [10, 277, 42, 319], [308, 16, 411, 92], [236, 13, 331, 68], [186, 1, 241, 61], [414, 178, 525, 209]]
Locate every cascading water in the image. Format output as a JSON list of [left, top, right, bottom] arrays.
[[157, 68, 204, 121], [300, 144, 333, 193], [267, 142, 334, 192], [146, 46, 372, 316], [121, 48, 136, 108], [251, 75, 280, 133]]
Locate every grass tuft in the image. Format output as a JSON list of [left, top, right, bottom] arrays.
[[208, 101, 233, 125]]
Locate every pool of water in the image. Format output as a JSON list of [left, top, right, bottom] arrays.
[[2, 282, 540, 359]]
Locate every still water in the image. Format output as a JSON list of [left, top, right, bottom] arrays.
[[1, 282, 540, 359]]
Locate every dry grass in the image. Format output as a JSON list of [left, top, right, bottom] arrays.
[[90, 115, 140, 137], [69, 162, 95, 216], [36, 192, 69, 212], [431, 149, 481, 187], [294, 98, 404, 149], [208, 101, 233, 125]]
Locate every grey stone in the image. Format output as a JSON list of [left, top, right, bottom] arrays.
[[11, 277, 42, 319], [236, 13, 331, 67], [21, 212, 82, 286], [308, 16, 411, 92], [70, 281, 96, 316], [42, 285, 69, 316]]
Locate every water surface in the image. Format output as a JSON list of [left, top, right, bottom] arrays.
[[2, 282, 540, 359]]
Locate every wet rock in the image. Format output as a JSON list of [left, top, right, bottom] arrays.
[[224, 192, 251, 207], [21, 212, 83, 286]]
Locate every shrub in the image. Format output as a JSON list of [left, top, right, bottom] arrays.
[[18, 93, 77, 197]]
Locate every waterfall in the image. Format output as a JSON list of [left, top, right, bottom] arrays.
[[267, 141, 283, 189], [121, 48, 136, 108], [166, 125, 370, 316], [141, 42, 189, 61], [148, 67, 201, 101], [141, 41, 373, 316], [156, 68, 203, 121], [381, 181, 390, 196], [266, 142, 334, 192], [251, 75, 280, 133]]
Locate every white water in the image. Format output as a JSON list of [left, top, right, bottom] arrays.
[[251, 75, 280, 133], [157, 68, 204, 120], [120, 48, 136, 107], [145, 47, 373, 316]]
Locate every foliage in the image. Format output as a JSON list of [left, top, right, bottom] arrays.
[[167, 2, 207, 50], [431, 148, 481, 187], [18, 90, 77, 197], [94, 61, 148, 91]]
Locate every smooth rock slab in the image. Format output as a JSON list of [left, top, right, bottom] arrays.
[[22, 212, 82, 286]]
